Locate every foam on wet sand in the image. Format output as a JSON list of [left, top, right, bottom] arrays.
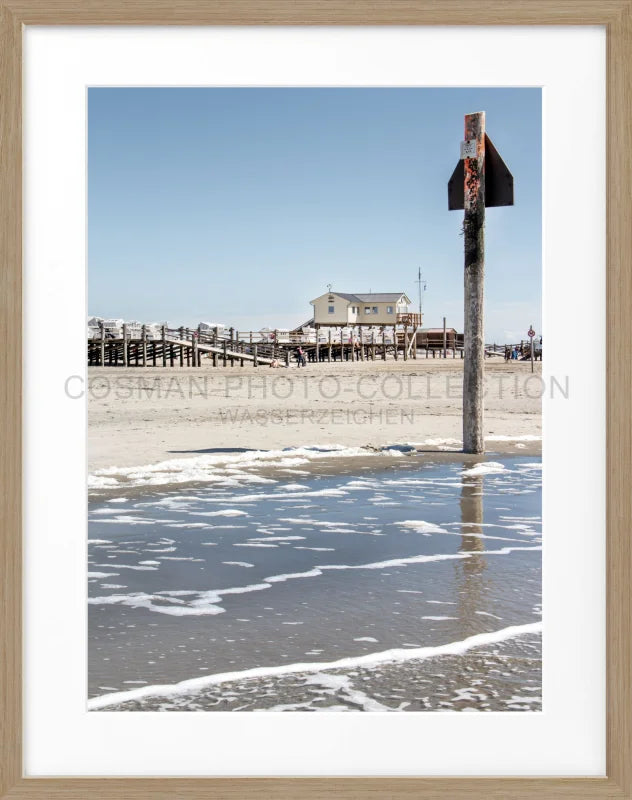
[[88, 622, 542, 710]]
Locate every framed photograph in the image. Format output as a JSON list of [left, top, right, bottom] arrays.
[[1, 2, 630, 798]]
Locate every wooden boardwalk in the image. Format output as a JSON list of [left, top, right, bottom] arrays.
[[88, 324, 467, 367]]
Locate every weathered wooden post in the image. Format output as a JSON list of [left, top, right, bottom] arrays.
[[253, 342, 258, 367], [328, 328, 332, 363], [142, 324, 147, 367], [393, 325, 398, 361], [443, 316, 447, 359], [192, 331, 198, 368], [462, 112, 486, 452], [315, 324, 320, 362], [122, 323, 128, 367], [382, 328, 386, 361], [161, 325, 167, 367], [180, 327, 186, 367], [448, 110, 514, 454], [236, 330, 244, 367], [99, 322, 105, 367]]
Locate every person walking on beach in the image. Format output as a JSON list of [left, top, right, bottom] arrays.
[[296, 346, 306, 367]]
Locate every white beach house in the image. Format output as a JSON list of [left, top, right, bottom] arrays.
[[310, 291, 417, 327]]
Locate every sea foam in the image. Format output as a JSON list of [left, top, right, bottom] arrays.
[[88, 621, 542, 710]]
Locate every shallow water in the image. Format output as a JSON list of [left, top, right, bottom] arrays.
[[88, 453, 541, 710]]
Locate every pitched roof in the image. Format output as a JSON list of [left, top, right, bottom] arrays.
[[331, 292, 407, 303]]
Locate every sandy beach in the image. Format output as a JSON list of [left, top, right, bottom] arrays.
[[88, 359, 541, 472]]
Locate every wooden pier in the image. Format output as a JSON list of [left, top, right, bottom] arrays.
[[88, 323, 468, 367]]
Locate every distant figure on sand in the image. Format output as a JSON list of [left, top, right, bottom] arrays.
[[296, 346, 306, 367]]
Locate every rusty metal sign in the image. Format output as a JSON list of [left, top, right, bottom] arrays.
[[448, 134, 514, 210]]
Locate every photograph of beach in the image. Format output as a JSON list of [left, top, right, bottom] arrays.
[[86, 88, 543, 712]]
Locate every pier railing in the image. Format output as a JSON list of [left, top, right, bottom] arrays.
[[396, 312, 422, 326], [88, 321, 421, 367], [88, 322, 540, 367]]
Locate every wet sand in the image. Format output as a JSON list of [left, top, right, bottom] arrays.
[[87, 359, 542, 713], [92, 632, 542, 712], [88, 453, 542, 711]]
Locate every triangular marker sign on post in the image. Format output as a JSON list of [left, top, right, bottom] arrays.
[[448, 134, 514, 210]]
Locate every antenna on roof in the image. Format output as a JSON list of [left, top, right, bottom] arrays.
[[416, 267, 427, 316], [327, 283, 332, 293]]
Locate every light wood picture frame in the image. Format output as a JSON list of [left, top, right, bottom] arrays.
[[1, 1, 630, 797]]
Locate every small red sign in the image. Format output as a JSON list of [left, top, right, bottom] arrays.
[[528, 328, 536, 338]]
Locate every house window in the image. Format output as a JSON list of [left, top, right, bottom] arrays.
[[386, 306, 393, 314], [351, 306, 358, 314], [364, 307, 371, 315], [328, 305, 335, 314], [372, 307, 378, 314]]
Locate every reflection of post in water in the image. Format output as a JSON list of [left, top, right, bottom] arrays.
[[455, 470, 488, 637], [460, 472, 485, 559]]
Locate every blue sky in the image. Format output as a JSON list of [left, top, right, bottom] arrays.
[[88, 87, 541, 342]]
